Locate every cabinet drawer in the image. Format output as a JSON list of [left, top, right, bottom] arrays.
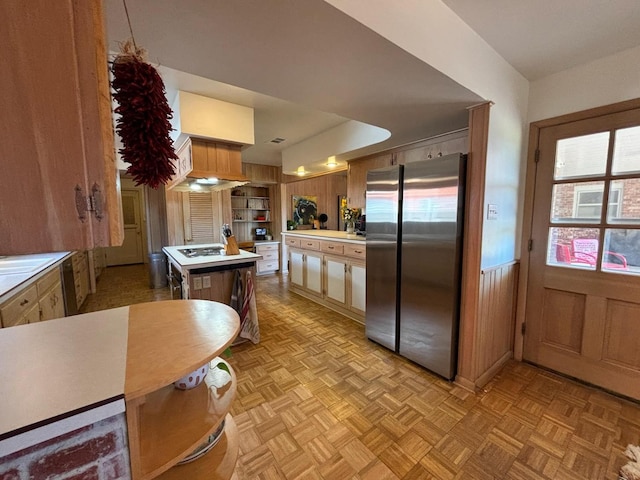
[[1, 283, 38, 327], [257, 260, 279, 273], [37, 268, 61, 295], [300, 239, 320, 251], [260, 251, 279, 261], [345, 244, 366, 259], [321, 241, 344, 255], [256, 244, 279, 253], [285, 237, 300, 248]]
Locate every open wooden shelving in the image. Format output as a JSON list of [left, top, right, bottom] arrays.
[[124, 300, 241, 480], [157, 414, 238, 480]]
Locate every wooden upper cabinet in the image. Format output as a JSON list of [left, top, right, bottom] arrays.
[[394, 134, 468, 165], [242, 163, 281, 184], [190, 139, 245, 181], [347, 153, 394, 209], [0, 0, 123, 255]]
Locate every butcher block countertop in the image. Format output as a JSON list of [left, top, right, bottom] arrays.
[[281, 230, 365, 243], [0, 300, 239, 455]]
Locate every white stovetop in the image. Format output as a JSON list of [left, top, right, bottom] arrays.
[[163, 243, 262, 270]]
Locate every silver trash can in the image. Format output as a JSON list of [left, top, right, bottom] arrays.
[[148, 252, 168, 289]]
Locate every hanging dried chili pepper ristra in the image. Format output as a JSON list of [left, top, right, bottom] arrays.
[[111, 40, 177, 189]]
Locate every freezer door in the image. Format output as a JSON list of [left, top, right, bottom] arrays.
[[399, 154, 465, 379], [365, 165, 401, 351]]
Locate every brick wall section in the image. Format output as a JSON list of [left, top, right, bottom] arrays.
[[0, 413, 131, 480]]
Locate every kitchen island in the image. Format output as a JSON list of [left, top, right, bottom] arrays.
[[163, 244, 261, 301], [282, 230, 366, 323], [0, 300, 240, 480]]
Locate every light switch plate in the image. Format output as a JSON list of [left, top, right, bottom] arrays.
[[202, 276, 211, 289], [487, 204, 498, 220], [193, 277, 202, 290]]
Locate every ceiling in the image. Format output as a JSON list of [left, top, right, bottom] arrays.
[[105, 0, 640, 172], [442, 0, 640, 80]]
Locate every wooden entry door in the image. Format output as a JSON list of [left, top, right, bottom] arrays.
[[524, 107, 640, 399], [106, 189, 145, 266]]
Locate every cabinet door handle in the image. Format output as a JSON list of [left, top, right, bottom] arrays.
[[20, 299, 29, 306], [328, 246, 334, 249], [354, 250, 362, 254]]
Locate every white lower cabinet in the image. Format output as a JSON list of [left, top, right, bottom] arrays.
[[324, 255, 366, 315], [289, 249, 323, 297], [349, 263, 366, 315], [0, 268, 65, 327], [286, 235, 366, 322]]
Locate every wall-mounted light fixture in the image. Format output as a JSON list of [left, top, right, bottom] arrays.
[[326, 156, 337, 167]]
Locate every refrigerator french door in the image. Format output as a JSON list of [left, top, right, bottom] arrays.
[[365, 154, 466, 380]]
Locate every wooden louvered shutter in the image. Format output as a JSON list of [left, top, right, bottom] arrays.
[[187, 192, 215, 244]]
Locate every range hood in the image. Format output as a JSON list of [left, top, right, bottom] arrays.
[[169, 91, 254, 192]]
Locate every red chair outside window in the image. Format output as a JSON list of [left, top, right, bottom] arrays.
[[554, 239, 628, 270]]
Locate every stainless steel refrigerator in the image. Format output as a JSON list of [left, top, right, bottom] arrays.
[[365, 153, 465, 380]]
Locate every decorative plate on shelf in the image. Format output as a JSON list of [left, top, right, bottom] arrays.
[[177, 419, 226, 465]]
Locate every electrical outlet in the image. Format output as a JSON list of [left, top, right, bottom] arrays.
[[202, 276, 211, 289], [487, 204, 498, 220], [193, 277, 202, 290]]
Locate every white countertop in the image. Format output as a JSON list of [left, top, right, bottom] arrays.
[[0, 307, 129, 444], [0, 252, 71, 303], [282, 230, 366, 243], [163, 243, 262, 270]]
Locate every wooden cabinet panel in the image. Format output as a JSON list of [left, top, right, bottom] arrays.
[[285, 238, 301, 248], [39, 281, 65, 322], [347, 153, 393, 209], [1, 284, 38, 328], [243, 163, 281, 184], [191, 139, 244, 180], [344, 244, 366, 259], [0, 0, 122, 255], [300, 239, 320, 251], [321, 241, 345, 255]]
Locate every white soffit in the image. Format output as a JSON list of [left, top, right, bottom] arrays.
[[282, 120, 390, 175]]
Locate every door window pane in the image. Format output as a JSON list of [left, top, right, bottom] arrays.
[[612, 126, 640, 175], [554, 132, 609, 180], [603, 229, 639, 275], [608, 179, 640, 223], [547, 227, 599, 269], [551, 181, 604, 223]]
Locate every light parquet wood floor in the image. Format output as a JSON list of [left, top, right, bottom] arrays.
[[85, 266, 640, 479]]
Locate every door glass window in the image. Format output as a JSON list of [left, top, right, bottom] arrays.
[[551, 181, 604, 223], [554, 132, 609, 180], [545, 127, 639, 276], [612, 126, 640, 175]]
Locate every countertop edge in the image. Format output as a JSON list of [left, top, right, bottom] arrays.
[[0, 252, 73, 303], [282, 230, 366, 244]]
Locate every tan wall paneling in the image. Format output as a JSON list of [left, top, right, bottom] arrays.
[[282, 174, 347, 231], [456, 103, 490, 391], [540, 289, 585, 353], [474, 262, 519, 388]]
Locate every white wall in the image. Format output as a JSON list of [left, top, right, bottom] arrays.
[[528, 45, 640, 123], [325, 0, 530, 268]]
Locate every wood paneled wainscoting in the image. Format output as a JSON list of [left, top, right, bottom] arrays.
[[457, 261, 519, 390]]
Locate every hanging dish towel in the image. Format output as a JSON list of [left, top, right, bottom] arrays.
[[239, 271, 260, 344]]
